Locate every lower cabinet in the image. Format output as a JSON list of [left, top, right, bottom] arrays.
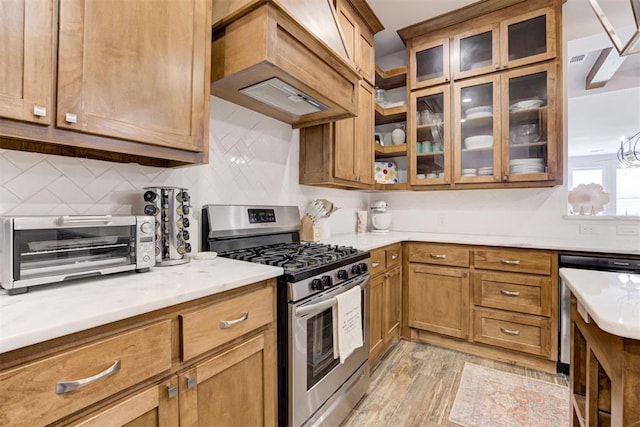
[[408, 263, 469, 339], [369, 244, 402, 365], [0, 280, 276, 426], [405, 242, 558, 372], [179, 332, 275, 427]]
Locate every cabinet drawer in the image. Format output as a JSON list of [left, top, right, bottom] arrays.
[[180, 286, 273, 361], [472, 272, 552, 316], [409, 243, 470, 267], [473, 248, 552, 275], [473, 308, 552, 357], [385, 244, 401, 268], [370, 248, 386, 276], [0, 321, 172, 426]]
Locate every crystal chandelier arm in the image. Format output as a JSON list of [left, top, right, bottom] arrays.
[[588, 0, 640, 56]]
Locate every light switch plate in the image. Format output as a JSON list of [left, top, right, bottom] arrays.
[[616, 224, 639, 236]]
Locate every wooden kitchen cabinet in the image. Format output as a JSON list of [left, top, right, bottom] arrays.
[[570, 297, 640, 426], [0, 0, 210, 167], [398, 0, 563, 191], [179, 332, 276, 427], [0, 279, 277, 426], [299, 80, 375, 189], [335, 0, 376, 86], [0, 0, 54, 125], [369, 244, 402, 365]]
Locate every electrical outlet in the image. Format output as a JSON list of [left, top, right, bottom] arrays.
[[579, 223, 601, 235], [617, 224, 639, 236]]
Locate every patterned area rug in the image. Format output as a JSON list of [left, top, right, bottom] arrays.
[[448, 363, 570, 427]]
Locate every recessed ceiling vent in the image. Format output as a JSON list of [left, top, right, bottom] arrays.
[[569, 54, 586, 64]]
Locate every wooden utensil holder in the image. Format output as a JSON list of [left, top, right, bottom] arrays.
[[300, 215, 320, 241]]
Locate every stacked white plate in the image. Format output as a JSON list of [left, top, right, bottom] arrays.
[[509, 158, 545, 174], [478, 166, 494, 176], [465, 105, 492, 119], [462, 168, 477, 177], [464, 135, 493, 149], [509, 98, 543, 112]]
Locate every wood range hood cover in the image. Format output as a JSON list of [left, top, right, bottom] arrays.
[[211, 0, 361, 129]]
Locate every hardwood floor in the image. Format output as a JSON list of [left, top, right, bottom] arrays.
[[341, 340, 568, 426]]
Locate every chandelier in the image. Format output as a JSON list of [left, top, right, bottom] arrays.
[[618, 131, 640, 167]]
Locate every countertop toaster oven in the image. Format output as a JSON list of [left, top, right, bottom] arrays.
[[0, 215, 155, 295]]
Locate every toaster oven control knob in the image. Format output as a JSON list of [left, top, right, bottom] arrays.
[[359, 263, 368, 273], [311, 278, 324, 291], [321, 275, 332, 288], [143, 255, 151, 262], [140, 221, 153, 234], [337, 269, 348, 280], [351, 264, 361, 275]]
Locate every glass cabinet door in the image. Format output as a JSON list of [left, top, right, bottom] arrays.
[[409, 85, 450, 185], [453, 76, 501, 183], [502, 63, 557, 182], [453, 24, 499, 80], [409, 38, 450, 90], [501, 8, 556, 69]]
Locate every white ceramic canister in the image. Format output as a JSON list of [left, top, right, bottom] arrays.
[[391, 126, 406, 145]]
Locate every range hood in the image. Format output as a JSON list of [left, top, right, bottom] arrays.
[[211, 0, 361, 129]]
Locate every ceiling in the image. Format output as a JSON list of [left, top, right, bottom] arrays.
[[366, 0, 640, 157]]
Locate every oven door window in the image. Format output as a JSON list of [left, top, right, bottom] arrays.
[[13, 226, 134, 281], [306, 307, 339, 390]]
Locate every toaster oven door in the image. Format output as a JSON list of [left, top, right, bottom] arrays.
[[7, 219, 137, 290]]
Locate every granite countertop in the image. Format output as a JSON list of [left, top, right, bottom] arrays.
[[559, 268, 640, 340], [0, 257, 283, 354]]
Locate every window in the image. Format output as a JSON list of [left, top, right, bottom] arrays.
[[570, 168, 603, 189], [616, 167, 640, 216]]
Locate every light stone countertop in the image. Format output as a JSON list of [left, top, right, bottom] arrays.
[[560, 268, 640, 340], [0, 257, 282, 353], [321, 231, 640, 255]]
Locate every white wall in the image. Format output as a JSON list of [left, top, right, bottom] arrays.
[[0, 97, 369, 250]]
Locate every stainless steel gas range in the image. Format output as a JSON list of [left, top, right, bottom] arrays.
[[202, 204, 370, 427]]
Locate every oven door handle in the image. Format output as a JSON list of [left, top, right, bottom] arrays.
[[294, 278, 367, 318], [58, 215, 113, 225]]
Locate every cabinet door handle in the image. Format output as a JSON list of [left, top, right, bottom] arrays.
[[56, 360, 121, 394], [33, 105, 47, 117], [500, 327, 520, 336], [219, 312, 249, 329], [500, 259, 520, 265], [65, 112, 77, 123], [186, 376, 197, 389], [391, 254, 398, 260], [430, 254, 446, 259], [167, 385, 178, 399], [500, 289, 521, 297], [372, 261, 381, 268]]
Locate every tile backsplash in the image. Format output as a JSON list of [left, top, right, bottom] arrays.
[[0, 97, 368, 248]]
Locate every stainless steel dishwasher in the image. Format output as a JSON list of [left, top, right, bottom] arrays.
[[558, 253, 640, 374]]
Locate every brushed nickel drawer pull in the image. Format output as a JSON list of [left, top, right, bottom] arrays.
[[430, 254, 446, 259], [372, 261, 381, 268], [186, 376, 197, 390], [500, 259, 521, 265], [167, 385, 178, 399], [55, 360, 121, 394], [500, 289, 521, 297], [391, 254, 398, 260], [219, 312, 249, 329], [500, 327, 521, 336]]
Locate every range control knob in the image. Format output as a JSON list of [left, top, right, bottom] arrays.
[[359, 263, 368, 273], [321, 275, 333, 288], [140, 221, 153, 234], [337, 269, 348, 280], [351, 264, 362, 275], [311, 278, 324, 291]]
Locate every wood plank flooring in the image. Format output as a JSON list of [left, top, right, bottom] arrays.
[[341, 340, 569, 426]]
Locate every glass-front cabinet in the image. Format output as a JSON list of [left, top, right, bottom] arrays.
[[453, 76, 500, 184], [409, 86, 450, 185], [452, 64, 557, 184], [502, 63, 557, 183], [500, 8, 556, 69], [453, 24, 499, 80], [449, 8, 556, 80], [408, 38, 450, 90]]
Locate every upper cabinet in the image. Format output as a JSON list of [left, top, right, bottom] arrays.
[[0, 0, 211, 167], [0, 0, 54, 125], [399, 0, 563, 190], [57, 0, 209, 153], [335, 0, 376, 85]]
